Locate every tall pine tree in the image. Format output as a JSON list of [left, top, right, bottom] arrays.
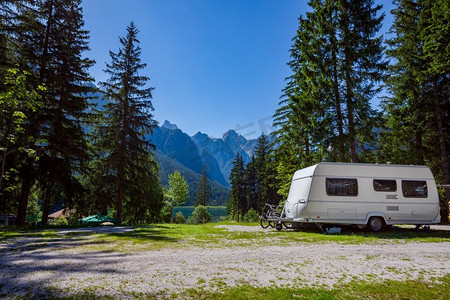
[[228, 153, 245, 220], [37, 0, 95, 225], [195, 163, 210, 206], [273, 0, 386, 186], [0, 0, 94, 225], [381, 0, 450, 221], [93, 22, 161, 223]]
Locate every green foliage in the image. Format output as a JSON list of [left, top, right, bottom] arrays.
[[273, 0, 385, 171], [48, 217, 68, 226], [242, 208, 259, 223], [25, 187, 42, 224], [229, 134, 281, 220], [160, 200, 174, 223], [173, 206, 228, 223], [0, 69, 42, 193], [166, 170, 189, 206], [174, 211, 185, 224], [195, 164, 211, 206], [90, 22, 162, 224], [228, 153, 245, 220], [157, 152, 230, 206], [381, 0, 450, 220], [187, 205, 211, 224]]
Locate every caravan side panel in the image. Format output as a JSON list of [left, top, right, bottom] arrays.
[[303, 163, 440, 225]]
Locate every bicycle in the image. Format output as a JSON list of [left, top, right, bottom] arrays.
[[260, 203, 282, 229]]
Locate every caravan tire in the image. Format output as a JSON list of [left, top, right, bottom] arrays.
[[275, 223, 283, 231], [368, 217, 384, 232]]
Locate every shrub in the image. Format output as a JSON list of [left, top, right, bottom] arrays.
[[48, 217, 68, 226], [159, 203, 173, 223], [187, 205, 211, 224], [243, 208, 259, 222], [174, 211, 185, 224]]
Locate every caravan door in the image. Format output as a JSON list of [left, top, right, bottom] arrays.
[[284, 176, 312, 219]]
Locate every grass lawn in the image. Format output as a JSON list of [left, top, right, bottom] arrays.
[[1, 222, 449, 299], [1, 221, 450, 252], [180, 276, 450, 300]]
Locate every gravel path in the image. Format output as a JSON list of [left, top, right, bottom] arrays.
[[1, 226, 449, 298]]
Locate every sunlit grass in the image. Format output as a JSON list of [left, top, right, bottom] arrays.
[[0, 229, 59, 240], [43, 275, 450, 299], [1, 222, 449, 253], [181, 275, 450, 300]]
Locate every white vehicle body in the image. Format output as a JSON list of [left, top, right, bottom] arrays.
[[282, 163, 441, 228]]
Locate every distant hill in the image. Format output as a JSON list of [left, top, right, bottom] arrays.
[[156, 151, 230, 206]]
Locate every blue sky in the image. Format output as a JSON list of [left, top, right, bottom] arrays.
[[81, 0, 394, 139]]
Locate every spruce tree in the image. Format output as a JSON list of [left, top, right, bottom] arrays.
[[94, 22, 161, 223], [195, 163, 210, 206], [273, 0, 386, 185], [253, 134, 270, 212], [37, 0, 95, 225], [0, 0, 94, 225], [339, 0, 385, 162], [382, 0, 450, 221], [228, 153, 245, 220], [243, 158, 257, 213]]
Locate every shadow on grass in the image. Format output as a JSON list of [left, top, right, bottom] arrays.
[[102, 226, 178, 243], [0, 225, 180, 298], [0, 235, 131, 298]]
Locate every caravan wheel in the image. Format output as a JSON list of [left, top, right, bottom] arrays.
[[275, 223, 283, 231], [368, 217, 384, 232]]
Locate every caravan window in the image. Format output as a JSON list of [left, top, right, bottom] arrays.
[[326, 178, 358, 196], [373, 179, 397, 192], [402, 180, 427, 198]]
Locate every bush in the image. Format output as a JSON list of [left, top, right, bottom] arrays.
[[48, 217, 68, 226], [174, 211, 185, 224], [243, 208, 259, 222], [187, 205, 211, 224]]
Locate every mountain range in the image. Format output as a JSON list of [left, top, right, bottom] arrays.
[[151, 121, 258, 205], [87, 85, 258, 205]]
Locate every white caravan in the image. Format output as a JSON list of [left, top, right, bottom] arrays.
[[277, 162, 441, 231]]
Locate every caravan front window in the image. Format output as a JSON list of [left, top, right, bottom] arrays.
[[402, 180, 427, 198], [326, 178, 358, 196]]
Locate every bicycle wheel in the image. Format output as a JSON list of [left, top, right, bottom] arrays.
[[268, 220, 275, 228], [260, 216, 270, 229]]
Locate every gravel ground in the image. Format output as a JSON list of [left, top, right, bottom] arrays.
[[1, 225, 449, 298]]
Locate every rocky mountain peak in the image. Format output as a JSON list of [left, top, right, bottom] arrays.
[[161, 120, 179, 131], [222, 129, 238, 140]]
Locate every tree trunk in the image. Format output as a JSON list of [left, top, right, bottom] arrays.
[[41, 197, 50, 226], [333, 63, 345, 161], [16, 162, 32, 226], [40, 180, 56, 226], [342, 0, 357, 163], [329, 3, 345, 161], [116, 171, 123, 222]]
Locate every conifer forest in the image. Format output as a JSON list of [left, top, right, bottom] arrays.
[[1, 0, 449, 225]]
